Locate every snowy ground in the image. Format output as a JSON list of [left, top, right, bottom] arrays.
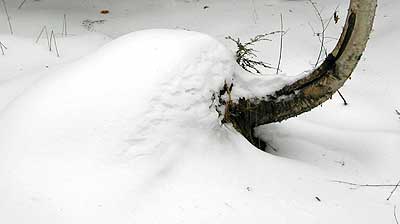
[[0, 0, 399, 223]]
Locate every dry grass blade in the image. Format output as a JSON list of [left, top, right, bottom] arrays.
[[36, 26, 51, 50], [1, 0, 13, 35], [62, 14, 67, 36], [276, 13, 284, 74], [36, 26, 46, 43], [50, 30, 60, 57], [0, 41, 7, 55]]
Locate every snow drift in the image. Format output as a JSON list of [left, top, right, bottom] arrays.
[[0, 29, 392, 224]]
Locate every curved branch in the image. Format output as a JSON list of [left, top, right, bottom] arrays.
[[224, 0, 377, 148]]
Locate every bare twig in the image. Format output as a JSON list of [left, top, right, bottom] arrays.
[[1, 0, 13, 35], [276, 13, 284, 74], [308, 0, 325, 67], [337, 90, 348, 105], [308, 0, 340, 67], [332, 180, 400, 188], [387, 179, 400, 201], [396, 109, 400, 116], [17, 0, 27, 9], [395, 206, 399, 224], [323, 6, 339, 32], [0, 41, 7, 55], [308, 22, 328, 58]]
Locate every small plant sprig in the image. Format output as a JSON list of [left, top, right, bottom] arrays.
[[226, 31, 282, 74]]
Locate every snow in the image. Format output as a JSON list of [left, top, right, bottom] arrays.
[[0, 0, 399, 223]]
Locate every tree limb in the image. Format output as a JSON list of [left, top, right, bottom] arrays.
[[221, 0, 377, 148]]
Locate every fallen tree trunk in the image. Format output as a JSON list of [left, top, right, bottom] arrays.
[[222, 0, 377, 149]]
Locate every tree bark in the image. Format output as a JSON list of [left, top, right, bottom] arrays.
[[222, 0, 377, 149]]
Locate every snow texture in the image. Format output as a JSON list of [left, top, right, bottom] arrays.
[[0, 0, 399, 223]]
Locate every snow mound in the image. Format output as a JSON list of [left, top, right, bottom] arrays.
[[0, 29, 391, 224], [0, 29, 235, 159], [0, 29, 246, 223]]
